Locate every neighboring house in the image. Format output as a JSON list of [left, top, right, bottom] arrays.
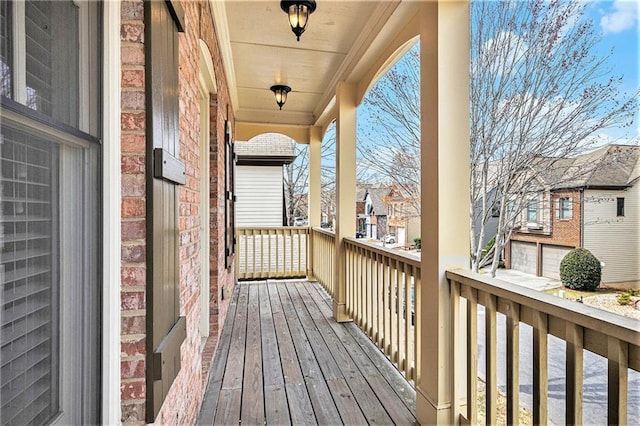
[[235, 134, 297, 227], [506, 145, 640, 287], [385, 185, 420, 246], [356, 187, 368, 235], [362, 184, 389, 239]]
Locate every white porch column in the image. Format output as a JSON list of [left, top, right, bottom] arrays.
[[333, 82, 357, 322], [308, 126, 322, 228], [307, 126, 322, 279], [417, 1, 470, 425]]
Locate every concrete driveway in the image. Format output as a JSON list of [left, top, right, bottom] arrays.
[[490, 268, 562, 291]]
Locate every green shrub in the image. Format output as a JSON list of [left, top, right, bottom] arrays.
[[413, 237, 421, 249], [617, 292, 632, 306], [628, 288, 640, 297], [559, 248, 601, 291]]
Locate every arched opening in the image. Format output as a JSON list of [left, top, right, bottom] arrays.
[[356, 39, 421, 248]]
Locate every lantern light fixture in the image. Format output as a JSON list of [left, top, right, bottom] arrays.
[[280, 0, 317, 41], [270, 85, 291, 110]]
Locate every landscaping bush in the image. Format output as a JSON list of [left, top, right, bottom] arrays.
[[413, 237, 421, 249], [559, 248, 601, 291], [617, 292, 632, 306]]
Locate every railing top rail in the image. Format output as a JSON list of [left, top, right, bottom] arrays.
[[344, 237, 421, 269], [237, 226, 310, 232], [311, 227, 336, 238], [446, 269, 640, 347]]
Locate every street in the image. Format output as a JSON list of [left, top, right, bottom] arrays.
[[477, 306, 640, 425]]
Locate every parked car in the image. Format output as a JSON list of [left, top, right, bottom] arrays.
[[383, 234, 396, 244]]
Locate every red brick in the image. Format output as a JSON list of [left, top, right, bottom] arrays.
[[122, 69, 144, 89], [122, 198, 145, 218], [121, 402, 145, 424], [122, 244, 145, 263], [122, 112, 145, 131], [122, 44, 145, 66], [122, 266, 145, 287], [121, 380, 146, 400], [122, 91, 145, 111], [121, 338, 146, 357], [121, 22, 144, 43], [122, 291, 145, 310], [122, 315, 146, 335], [122, 155, 145, 174], [121, 1, 143, 21], [122, 133, 146, 153], [122, 174, 145, 197], [121, 359, 146, 379], [122, 220, 145, 241]]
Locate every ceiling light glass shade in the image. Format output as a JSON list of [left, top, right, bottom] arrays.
[[270, 85, 291, 110], [280, 0, 317, 41]]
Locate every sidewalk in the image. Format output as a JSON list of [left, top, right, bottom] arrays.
[[489, 268, 562, 291]]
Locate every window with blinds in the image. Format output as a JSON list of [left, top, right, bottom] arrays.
[[0, 1, 100, 424]]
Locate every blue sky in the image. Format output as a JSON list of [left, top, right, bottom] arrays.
[[586, 0, 639, 142]]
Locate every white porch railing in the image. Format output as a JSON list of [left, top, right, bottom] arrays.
[[344, 238, 420, 383], [311, 227, 335, 296], [447, 269, 639, 425], [236, 227, 308, 280]]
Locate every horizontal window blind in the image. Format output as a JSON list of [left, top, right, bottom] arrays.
[[1, 125, 59, 426]]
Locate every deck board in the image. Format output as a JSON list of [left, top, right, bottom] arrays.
[[198, 280, 417, 425]]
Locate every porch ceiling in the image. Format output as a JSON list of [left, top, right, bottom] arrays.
[[210, 0, 420, 130]]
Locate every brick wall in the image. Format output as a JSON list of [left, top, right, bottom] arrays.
[[120, 0, 147, 423], [506, 189, 582, 269], [119, 1, 236, 424]]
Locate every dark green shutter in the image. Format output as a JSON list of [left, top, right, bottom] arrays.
[[144, 0, 186, 421], [225, 120, 236, 268]]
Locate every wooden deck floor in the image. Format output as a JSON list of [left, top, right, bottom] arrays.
[[197, 280, 417, 425]]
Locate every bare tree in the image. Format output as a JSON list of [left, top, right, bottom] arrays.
[[283, 124, 337, 226], [352, 0, 637, 276], [358, 44, 421, 215], [470, 0, 637, 274]]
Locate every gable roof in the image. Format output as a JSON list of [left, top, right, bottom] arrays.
[[235, 133, 298, 166], [548, 144, 640, 190]]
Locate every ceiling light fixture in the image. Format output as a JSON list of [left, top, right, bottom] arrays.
[[280, 0, 317, 41], [270, 85, 291, 110]]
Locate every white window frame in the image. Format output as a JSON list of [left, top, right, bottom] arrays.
[[198, 40, 217, 342], [559, 197, 573, 220]]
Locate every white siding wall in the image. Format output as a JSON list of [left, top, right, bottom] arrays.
[[583, 185, 640, 284], [236, 165, 284, 227]]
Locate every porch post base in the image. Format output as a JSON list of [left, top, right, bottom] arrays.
[[332, 300, 351, 323], [416, 388, 452, 425]]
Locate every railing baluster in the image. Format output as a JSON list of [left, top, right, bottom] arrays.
[[483, 291, 498, 424], [506, 300, 520, 425], [404, 263, 412, 379], [533, 310, 548, 425], [413, 267, 420, 383], [463, 285, 478, 424], [450, 279, 461, 425], [368, 249, 374, 336], [607, 336, 628, 425], [566, 322, 584, 425], [391, 259, 399, 363], [384, 255, 391, 357]]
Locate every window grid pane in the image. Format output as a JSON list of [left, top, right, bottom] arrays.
[[0, 1, 12, 98]]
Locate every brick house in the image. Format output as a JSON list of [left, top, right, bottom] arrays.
[[6, 2, 622, 426], [506, 145, 640, 287]]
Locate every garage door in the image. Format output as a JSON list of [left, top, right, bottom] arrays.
[[397, 227, 406, 245], [542, 245, 573, 280], [510, 241, 537, 275]]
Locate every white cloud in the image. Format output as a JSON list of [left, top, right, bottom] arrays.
[[600, 0, 639, 34]]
